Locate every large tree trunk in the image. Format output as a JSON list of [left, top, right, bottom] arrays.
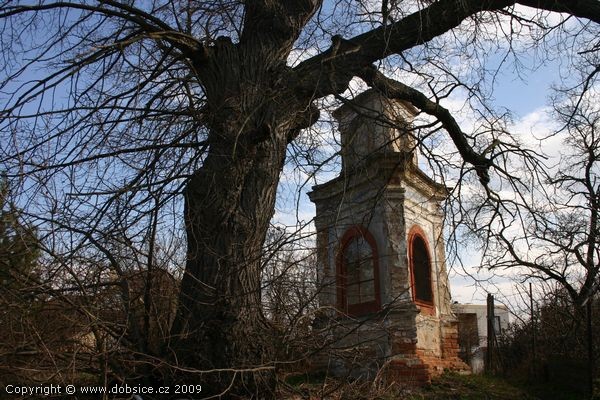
[[170, 79, 319, 394], [166, 2, 320, 396], [171, 128, 288, 397]]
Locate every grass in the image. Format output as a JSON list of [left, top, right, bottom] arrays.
[[407, 373, 537, 400], [280, 370, 599, 399], [281, 372, 537, 399]]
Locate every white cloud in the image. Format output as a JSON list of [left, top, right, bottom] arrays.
[[510, 106, 562, 158]]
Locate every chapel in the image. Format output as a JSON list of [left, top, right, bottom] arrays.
[[308, 90, 468, 383]]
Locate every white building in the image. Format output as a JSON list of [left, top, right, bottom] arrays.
[[451, 303, 510, 373]]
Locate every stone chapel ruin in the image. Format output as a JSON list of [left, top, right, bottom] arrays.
[[309, 90, 468, 384]]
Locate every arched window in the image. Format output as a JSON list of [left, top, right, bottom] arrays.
[[337, 227, 381, 315], [409, 227, 434, 308]]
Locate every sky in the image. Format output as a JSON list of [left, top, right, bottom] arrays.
[[2, 2, 591, 319], [446, 63, 562, 309], [273, 6, 580, 317]]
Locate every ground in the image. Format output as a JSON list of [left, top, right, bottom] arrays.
[[408, 374, 536, 400], [280, 372, 590, 400]]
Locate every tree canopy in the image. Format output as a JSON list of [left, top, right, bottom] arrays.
[[1, 0, 599, 397]]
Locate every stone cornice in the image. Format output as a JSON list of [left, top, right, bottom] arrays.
[[308, 151, 448, 204]]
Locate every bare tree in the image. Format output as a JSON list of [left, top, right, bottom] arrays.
[[460, 85, 600, 395], [465, 94, 600, 308], [1, 0, 599, 397]]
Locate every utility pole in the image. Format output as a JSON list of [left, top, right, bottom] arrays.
[[487, 293, 495, 373], [530, 282, 537, 378], [586, 295, 594, 399]]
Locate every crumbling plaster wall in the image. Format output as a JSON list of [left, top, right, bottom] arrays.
[[310, 89, 467, 382], [402, 181, 455, 360]]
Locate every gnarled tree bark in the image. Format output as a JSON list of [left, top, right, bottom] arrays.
[[170, 2, 320, 396]]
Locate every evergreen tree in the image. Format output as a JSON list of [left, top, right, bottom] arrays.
[[0, 178, 39, 291]]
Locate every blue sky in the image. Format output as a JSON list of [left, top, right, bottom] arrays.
[[492, 58, 560, 117], [2, 2, 587, 317], [275, 31, 572, 313]]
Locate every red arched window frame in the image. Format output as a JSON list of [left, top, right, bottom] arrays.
[[408, 226, 435, 315], [336, 226, 381, 316]]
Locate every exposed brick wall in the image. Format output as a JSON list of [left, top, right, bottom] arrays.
[[384, 317, 470, 386], [387, 359, 431, 385], [309, 312, 469, 384], [442, 330, 460, 359]]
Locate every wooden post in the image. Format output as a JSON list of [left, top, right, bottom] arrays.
[[486, 293, 495, 373], [586, 296, 594, 399], [530, 282, 537, 378]]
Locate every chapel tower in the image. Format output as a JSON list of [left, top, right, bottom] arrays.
[[309, 90, 467, 383]]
